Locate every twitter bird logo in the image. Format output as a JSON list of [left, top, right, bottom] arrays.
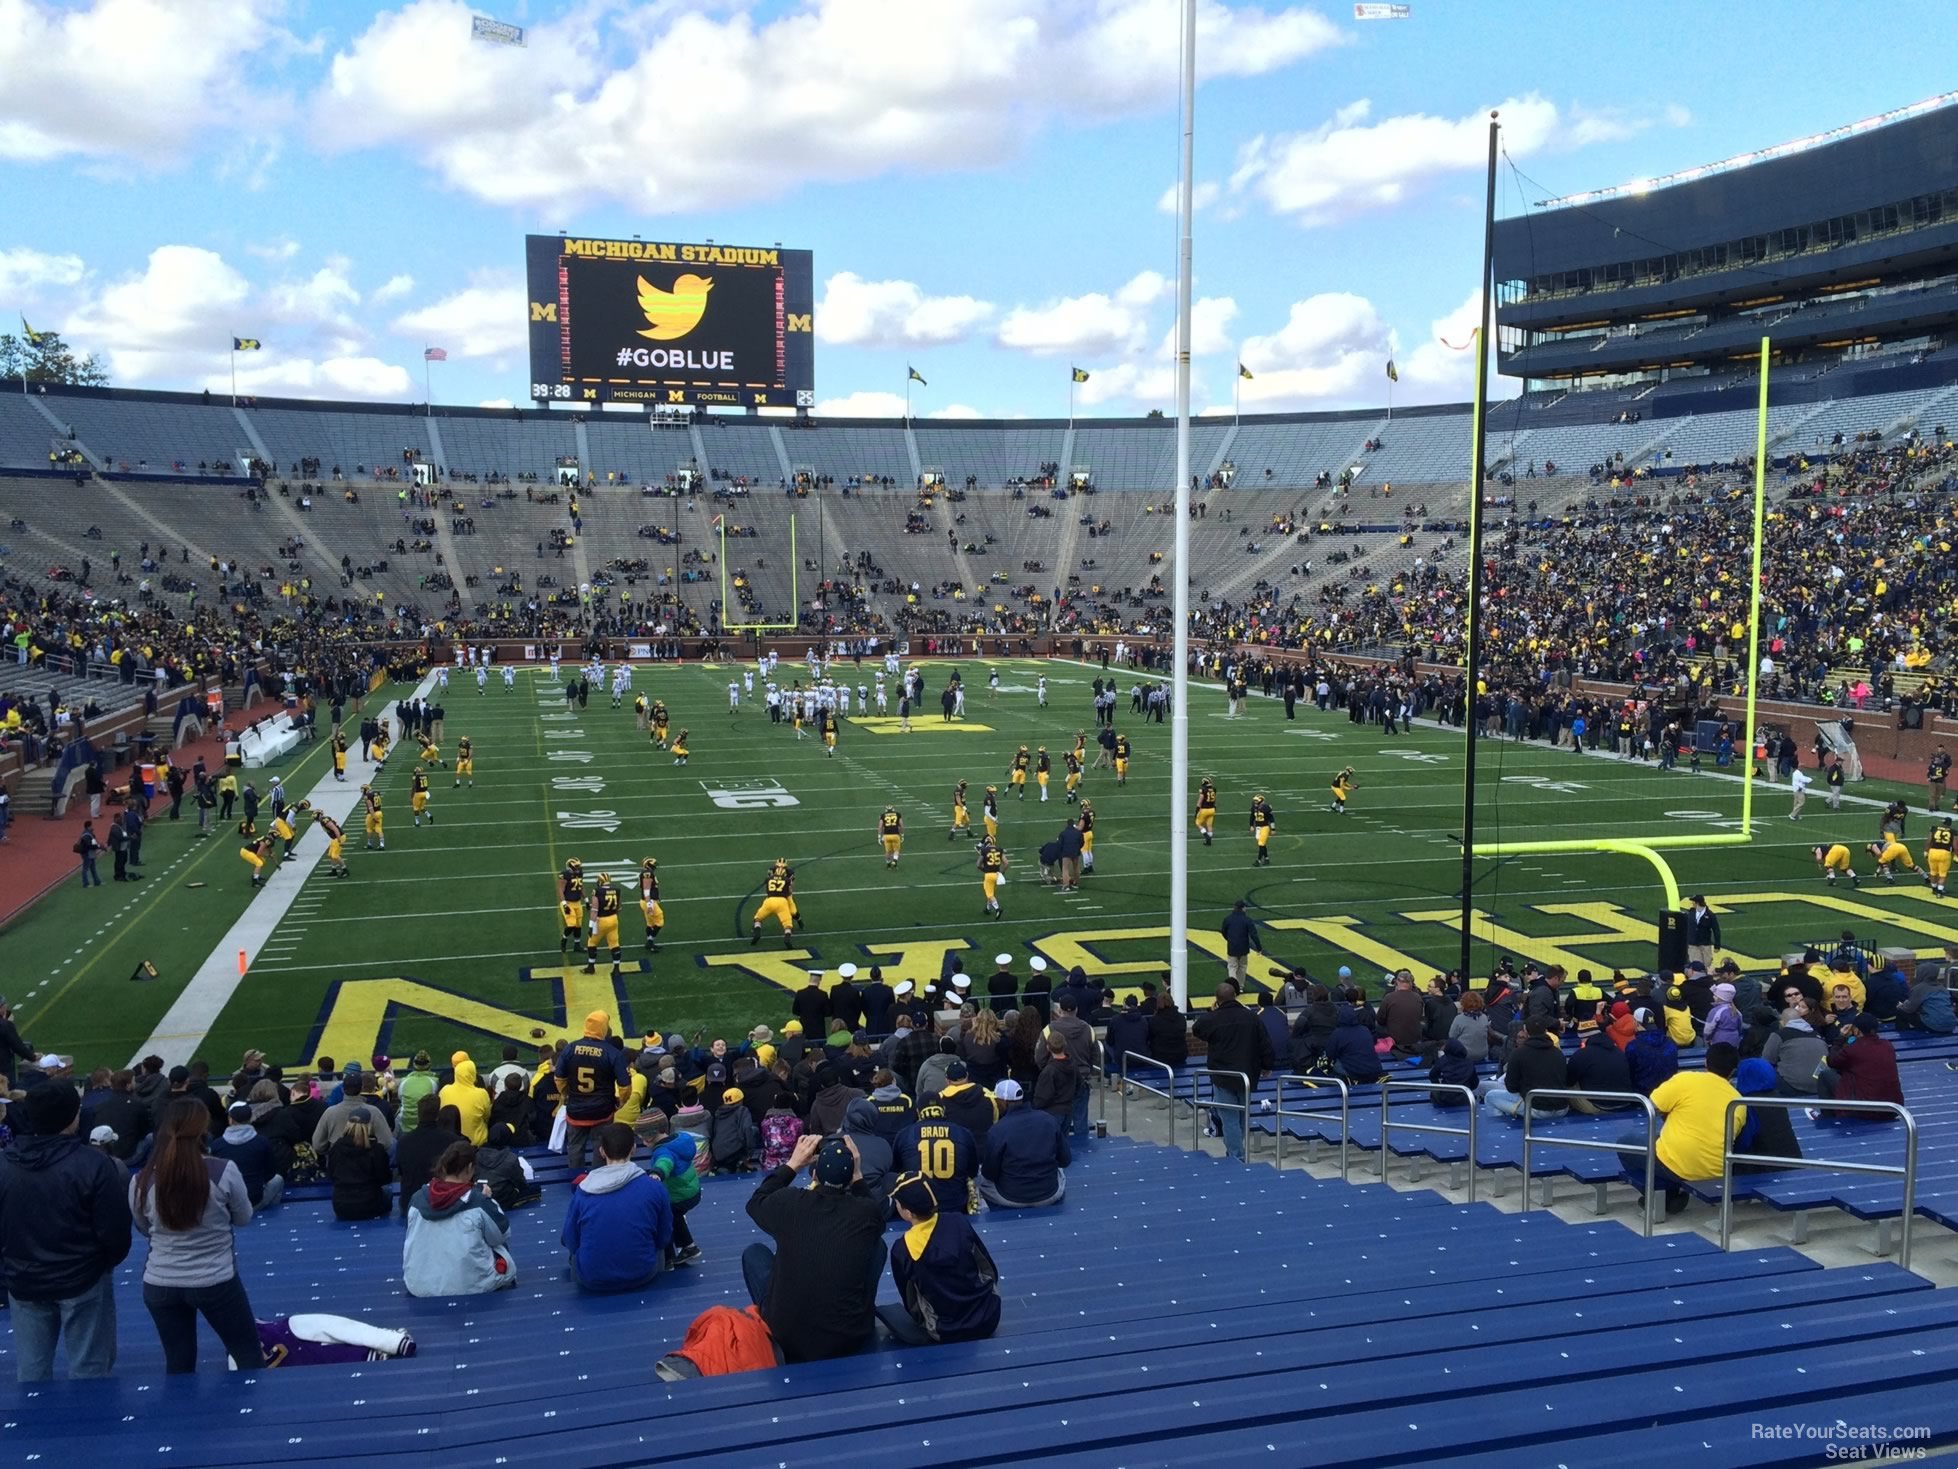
[[636, 273, 713, 340]]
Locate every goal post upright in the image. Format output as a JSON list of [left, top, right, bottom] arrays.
[[719, 512, 801, 638], [1465, 337, 1773, 955]]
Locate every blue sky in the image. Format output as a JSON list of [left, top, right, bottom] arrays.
[[2, 0, 1953, 419]]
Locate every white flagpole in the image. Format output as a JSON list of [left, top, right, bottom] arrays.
[[230, 344, 236, 407], [1169, 0, 1195, 1013], [424, 349, 432, 416]]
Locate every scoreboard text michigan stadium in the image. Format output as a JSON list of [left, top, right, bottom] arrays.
[[525, 235, 815, 409]]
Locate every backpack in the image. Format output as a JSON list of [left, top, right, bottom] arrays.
[[285, 1141, 323, 1187], [760, 1108, 803, 1170]]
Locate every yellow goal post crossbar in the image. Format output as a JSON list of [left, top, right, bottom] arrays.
[[1469, 337, 1774, 909]]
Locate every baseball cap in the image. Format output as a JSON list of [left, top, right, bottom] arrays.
[[946, 1060, 969, 1081], [88, 1124, 117, 1146], [813, 1136, 856, 1188], [993, 1079, 1024, 1102], [228, 1101, 251, 1120], [889, 1172, 937, 1216], [1336, 966, 1352, 979], [167, 1065, 190, 1085], [412, 1050, 432, 1068]]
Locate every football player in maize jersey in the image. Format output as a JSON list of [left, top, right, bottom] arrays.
[[670, 727, 690, 765], [751, 859, 798, 945], [313, 808, 349, 879], [1078, 800, 1097, 871], [1330, 766, 1356, 814], [1880, 800, 1909, 841], [1928, 818, 1955, 897], [331, 733, 349, 782], [453, 736, 474, 788], [1249, 794, 1275, 865], [559, 859, 587, 956], [879, 805, 904, 866], [1813, 843, 1859, 887], [650, 700, 671, 750], [585, 872, 624, 974], [1930, 747, 1952, 812], [1009, 745, 1030, 798], [361, 785, 384, 849], [410, 767, 433, 826], [820, 707, 839, 757], [982, 785, 1000, 841], [417, 733, 443, 768], [1063, 746, 1083, 803], [1868, 838, 1917, 882], [1113, 733, 1131, 785], [977, 837, 1007, 919], [949, 780, 970, 840], [1195, 777, 1217, 845], [639, 857, 665, 949], [1034, 747, 1051, 801]]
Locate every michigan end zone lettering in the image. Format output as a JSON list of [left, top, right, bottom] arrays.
[[525, 233, 814, 409], [290, 889, 1958, 1066]]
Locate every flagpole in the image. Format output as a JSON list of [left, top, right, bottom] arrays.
[[424, 348, 432, 416], [1167, 0, 1195, 1014], [1068, 375, 1075, 428], [230, 344, 236, 407], [905, 371, 911, 425]]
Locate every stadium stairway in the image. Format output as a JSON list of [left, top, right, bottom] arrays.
[[1126, 1028, 1958, 1262], [5, 1137, 1958, 1466]]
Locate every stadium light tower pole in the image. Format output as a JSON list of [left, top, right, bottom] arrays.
[[1457, 112, 1500, 984], [1168, 0, 1196, 1012]]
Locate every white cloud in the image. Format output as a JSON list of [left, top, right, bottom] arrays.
[[1232, 94, 1569, 224], [312, 0, 1338, 214], [927, 403, 983, 420], [0, 245, 85, 296], [1156, 179, 1221, 214], [1236, 291, 1392, 408], [245, 238, 300, 263], [59, 243, 411, 401], [0, 0, 292, 164], [999, 271, 1168, 357], [813, 390, 911, 418], [1074, 361, 1177, 408], [815, 272, 993, 348], [477, 397, 514, 410], [372, 273, 415, 303], [391, 275, 526, 359], [1398, 288, 1503, 404], [223, 354, 412, 401], [1157, 295, 1238, 358]]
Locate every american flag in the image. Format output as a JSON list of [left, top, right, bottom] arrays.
[[423, 346, 448, 361]]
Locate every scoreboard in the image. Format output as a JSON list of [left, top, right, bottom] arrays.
[[525, 235, 814, 409]]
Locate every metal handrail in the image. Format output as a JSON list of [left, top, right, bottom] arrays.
[[1719, 1096, 1920, 1270], [1119, 1051, 1184, 1150], [1381, 1079, 1478, 1202], [1518, 1089, 1659, 1237], [1195, 1068, 1254, 1163], [1273, 1075, 1351, 1181]]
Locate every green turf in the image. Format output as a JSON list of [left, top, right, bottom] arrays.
[[13, 658, 1957, 1074]]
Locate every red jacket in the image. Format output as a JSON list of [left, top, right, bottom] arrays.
[[1825, 1035, 1904, 1110]]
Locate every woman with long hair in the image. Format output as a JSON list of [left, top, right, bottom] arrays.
[[959, 1007, 1007, 1087], [327, 1109, 393, 1221], [130, 1097, 264, 1373]]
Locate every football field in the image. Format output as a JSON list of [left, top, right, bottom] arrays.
[[10, 657, 1958, 1073]]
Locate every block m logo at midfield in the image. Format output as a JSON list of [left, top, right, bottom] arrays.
[[299, 964, 646, 1069]]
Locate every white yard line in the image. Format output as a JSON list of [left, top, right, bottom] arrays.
[[132, 674, 438, 1066]]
